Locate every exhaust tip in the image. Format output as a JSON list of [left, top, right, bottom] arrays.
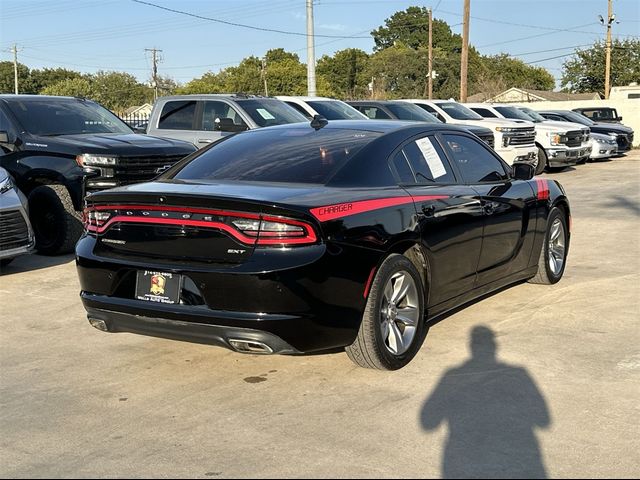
[[229, 339, 273, 354], [88, 317, 109, 332]]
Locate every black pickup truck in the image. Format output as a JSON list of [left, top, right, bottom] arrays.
[[0, 95, 196, 255]]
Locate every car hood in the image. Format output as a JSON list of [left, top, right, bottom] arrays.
[[588, 122, 633, 134], [453, 117, 534, 128], [540, 120, 589, 132], [27, 133, 197, 156]]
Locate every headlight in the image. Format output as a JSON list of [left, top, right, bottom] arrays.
[[495, 127, 516, 132], [76, 154, 117, 167], [547, 132, 563, 146], [607, 132, 619, 138], [0, 176, 13, 194]]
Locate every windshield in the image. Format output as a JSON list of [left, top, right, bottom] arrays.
[[494, 106, 533, 122], [6, 98, 132, 136], [558, 111, 594, 126], [306, 100, 366, 120], [235, 98, 307, 127], [172, 127, 381, 184], [385, 103, 441, 123], [519, 107, 546, 123], [438, 102, 483, 120]]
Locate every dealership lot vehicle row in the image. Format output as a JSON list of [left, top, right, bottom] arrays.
[[1, 152, 638, 477]]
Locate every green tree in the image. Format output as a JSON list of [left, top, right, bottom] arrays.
[[371, 6, 463, 52], [367, 43, 428, 99], [30, 68, 83, 93], [176, 71, 227, 94], [317, 48, 370, 99], [561, 39, 640, 94], [90, 71, 150, 113], [41, 77, 94, 98], [474, 54, 555, 95], [0, 61, 37, 94]]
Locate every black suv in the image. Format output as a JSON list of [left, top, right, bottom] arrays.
[[0, 95, 196, 255]]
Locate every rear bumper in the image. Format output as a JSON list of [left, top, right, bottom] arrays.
[[85, 304, 300, 354], [76, 236, 377, 353]]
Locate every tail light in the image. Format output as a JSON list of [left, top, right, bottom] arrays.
[[82, 205, 317, 246]]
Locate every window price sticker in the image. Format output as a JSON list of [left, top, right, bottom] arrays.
[[415, 137, 447, 179]]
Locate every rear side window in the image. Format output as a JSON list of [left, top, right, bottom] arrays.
[[158, 101, 197, 130], [442, 134, 508, 183], [395, 136, 456, 184], [172, 128, 381, 184]]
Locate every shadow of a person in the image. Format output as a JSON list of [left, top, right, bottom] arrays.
[[420, 326, 551, 479]]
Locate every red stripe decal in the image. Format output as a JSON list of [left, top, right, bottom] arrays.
[[310, 195, 448, 222], [363, 267, 377, 299], [535, 178, 550, 201]]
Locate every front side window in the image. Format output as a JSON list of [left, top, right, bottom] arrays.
[[385, 103, 440, 123], [306, 100, 366, 120], [358, 106, 391, 120], [415, 103, 446, 122], [201, 101, 247, 131], [234, 99, 307, 127], [442, 134, 508, 183], [172, 127, 381, 184], [158, 101, 197, 130], [437, 102, 483, 120], [398, 136, 456, 184], [494, 106, 534, 121], [5, 98, 132, 136]]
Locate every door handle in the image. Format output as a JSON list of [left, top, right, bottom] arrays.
[[197, 138, 213, 144], [421, 204, 436, 217]]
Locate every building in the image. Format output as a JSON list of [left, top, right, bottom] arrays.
[[467, 88, 601, 104]]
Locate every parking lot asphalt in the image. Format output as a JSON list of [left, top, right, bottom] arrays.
[[1, 152, 639, 479]]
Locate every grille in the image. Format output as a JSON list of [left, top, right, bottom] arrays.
[[478, 134, 495, 149], [616, 134, 630, 150], [504, 128, 535, 146], [114, 155, 185, 185], [0, 210, 30, 251], [563, 130, 584, 147]]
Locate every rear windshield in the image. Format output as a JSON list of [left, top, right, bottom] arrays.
[[5, 98, 132, 136], [306, 100, 366, 120], [385, 103, 440, 123], [172, 127, 381, 184], [234, 99, 307, 127]]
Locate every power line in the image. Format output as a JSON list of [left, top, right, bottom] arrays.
[[130, 0, 371, 39], [478, 23, 598, 48]]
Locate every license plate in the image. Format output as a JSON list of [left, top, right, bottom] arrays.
[[135, 270, 182, 304]]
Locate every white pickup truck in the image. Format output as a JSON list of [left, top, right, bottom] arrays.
[[467, 103, 591, 174], [401, 99, 538, 167]]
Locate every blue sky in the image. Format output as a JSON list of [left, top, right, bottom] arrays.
[[1, 0, 638, 89]]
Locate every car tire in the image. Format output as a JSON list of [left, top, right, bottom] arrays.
[[345, 254, 427, 370], [28, 185, 83, 255], [535, 147, 547, 175], [529, 206, 568, 285]]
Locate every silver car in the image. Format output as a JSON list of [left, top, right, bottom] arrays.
[[0, 167, 34, 267], [589, 133, 618, 160]]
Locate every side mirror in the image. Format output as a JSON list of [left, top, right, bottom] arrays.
[[617, 116, 623, 122], [0, 131, 9, 144], [512, 163, 535, 181], [214, 117, 247, 132]]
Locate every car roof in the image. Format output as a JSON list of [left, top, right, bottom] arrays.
[[0, 94, 93, 102], [157, 94, 275, 101], [276, 96, 340, 102], [252, 119, 470, 135]]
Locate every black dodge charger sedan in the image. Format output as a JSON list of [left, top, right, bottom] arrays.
[[77, 120, 570, 370]]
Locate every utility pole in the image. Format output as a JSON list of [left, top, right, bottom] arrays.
[[261, 57, 269, 96], [11, 44, 19, 94], [460, 0, 470, 102], [603, 0, 614, 99], [428, 8, 433, 99], [306, 0, 317, 97], [145, 48, 163, 101]]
